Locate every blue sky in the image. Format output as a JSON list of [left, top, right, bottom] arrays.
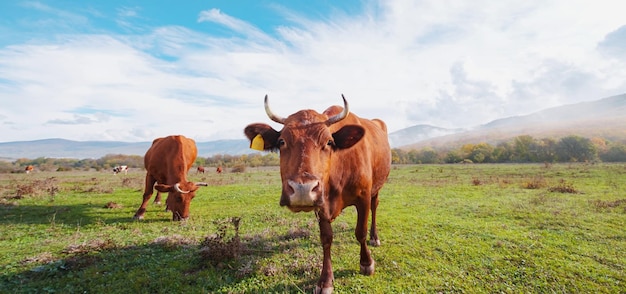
[[1, 0, 625, 143]]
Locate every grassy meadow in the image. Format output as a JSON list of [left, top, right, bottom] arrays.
[[1, 163, 625, 293]]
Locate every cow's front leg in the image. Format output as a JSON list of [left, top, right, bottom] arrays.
[[315, 218, 334, 294], [134, 175, 156, 219], [356, 201, 375, 275]]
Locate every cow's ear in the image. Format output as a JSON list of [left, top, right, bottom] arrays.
[[332, 125, 365, 149], [154, 184, 171, 192], [244, 123, 281, 151]]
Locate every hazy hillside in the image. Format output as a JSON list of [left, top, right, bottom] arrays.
[[400, 93, 626, 150], [388, 125, 463, 147]]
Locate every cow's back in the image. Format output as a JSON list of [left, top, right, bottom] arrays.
[[354, 115, 391, 194], [144, 135, 198, 184], [362, 117, 391, 193], [326, 107, 391, 195]]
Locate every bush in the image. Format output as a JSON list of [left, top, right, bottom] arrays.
[[231, 164, 246, 173], [548, 180, 579, 194], [522, 177, 547, 189]]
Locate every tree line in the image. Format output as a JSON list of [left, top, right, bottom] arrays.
[[1, 134, 625, 173], [393, 135, 626, 164], [0, 153, 280, 173]]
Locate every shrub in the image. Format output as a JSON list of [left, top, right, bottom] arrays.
[[548, 179, 579, 193], [522, 177, 547, 189], [231, 164, 247, 173], [199, 217, 242, 265]]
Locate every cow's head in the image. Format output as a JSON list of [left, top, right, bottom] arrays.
[[154, 181, 208, 220], [244, 95, 365, 212]]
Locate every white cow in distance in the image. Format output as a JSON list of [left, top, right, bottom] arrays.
[[113, 165, 128, 175]]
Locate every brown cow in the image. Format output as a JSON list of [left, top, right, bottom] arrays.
[[244, 95, 391, 293], [197, 166, 205, 173], [216, 166, 223, 174], [25, 165, 34, 174], [133, 135, 208, 221]]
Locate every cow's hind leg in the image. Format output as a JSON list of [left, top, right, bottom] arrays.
[[133, 174, 156, 219], [154, 190, 163, 205], [356, 200, 375, 276], [369, 193, 381, 246]]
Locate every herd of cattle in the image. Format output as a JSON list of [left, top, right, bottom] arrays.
[[196, 166, 222, 174], [110, 165, 222, 175], [21, 96, 391, 293]]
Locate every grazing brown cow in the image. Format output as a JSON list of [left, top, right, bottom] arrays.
[[197, 166, 205, 173], [25, 165, 34, 174], [244, 95, 391, 293], [133, 135, 208, 221], [216, 166, 223, 174]]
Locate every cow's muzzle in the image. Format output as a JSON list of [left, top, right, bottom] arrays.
[[281, 180, 321, 209]]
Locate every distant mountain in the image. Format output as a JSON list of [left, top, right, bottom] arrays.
[[482, 94, 626, 129], [196, 140, 253, 156], [400, 93, 626, 150], [0, 138, 252, 160], [388, 125, 463, 148]]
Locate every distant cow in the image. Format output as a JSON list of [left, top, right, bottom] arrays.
[[113, 165, 128, 175], [133, 135, 208, 221], [216, 166, 223, 174], [25, 165, 34, 174], [244, 95, 391, 293], [197, 166, 205, 173]]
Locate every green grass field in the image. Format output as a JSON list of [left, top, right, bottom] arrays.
[[1, 164, 625, 293]]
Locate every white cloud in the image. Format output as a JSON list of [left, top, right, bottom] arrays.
[[598, 25, 626, 59], [1, 0, 625, 143]]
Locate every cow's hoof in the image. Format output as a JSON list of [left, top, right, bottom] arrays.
[[314, 285, 333, 294], [360, 260, 375, 276], [369, 239, 381, 247], [133, 215, 144, 220], [154, 201, 161, 205]]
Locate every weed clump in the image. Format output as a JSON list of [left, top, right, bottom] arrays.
[[121, 177, 142, 188], [548, 180, 579, 194], [81, 185, 113, 194], [522, 177, 547, 189], [282, 228, 311, 240], [16, 184, 35, 197], [153, 234, 198, 248], [199, 217, 242, 265], [63, 239, 117, 255], [13, 177, 59, 198], [104, 201, 123, 209], [589, 199, 626, 211], [21, 252, 56, 265]]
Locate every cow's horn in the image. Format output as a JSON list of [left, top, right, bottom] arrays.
[[195, 182, 208, 187], [264, 95, 286, 124], [174, 183, 190, 194], [327, 94, 349, 125]]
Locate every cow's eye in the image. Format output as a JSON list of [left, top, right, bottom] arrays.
[[278, 138, 286, 147], [327, 140, 334, 147]]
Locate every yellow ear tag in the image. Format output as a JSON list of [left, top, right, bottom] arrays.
[[250, 134, 265, 151]]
